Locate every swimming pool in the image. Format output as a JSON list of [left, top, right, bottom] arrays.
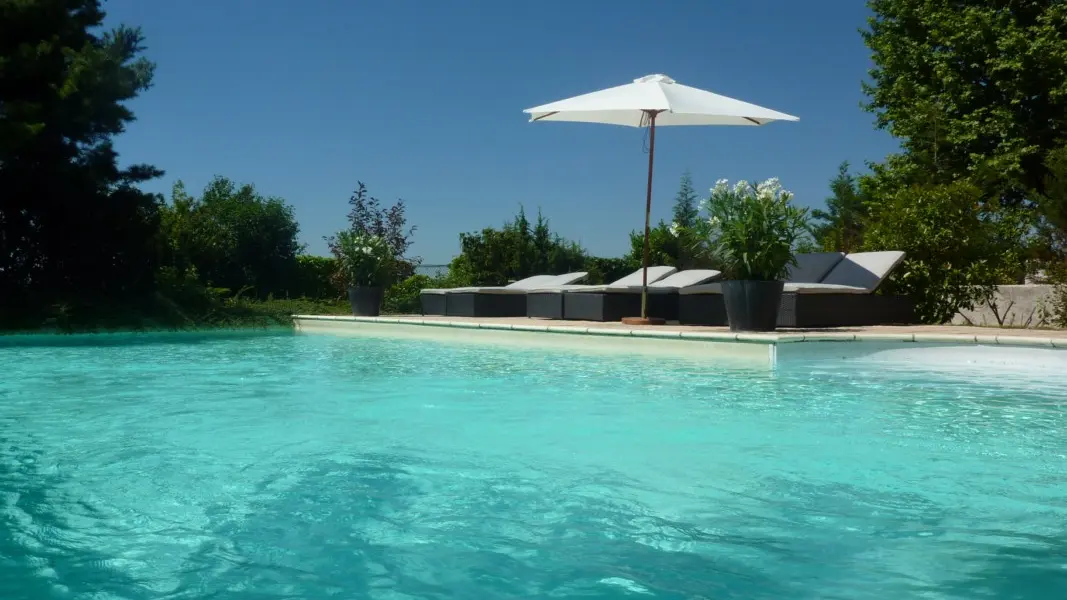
[[1, 332, 1065, 599]]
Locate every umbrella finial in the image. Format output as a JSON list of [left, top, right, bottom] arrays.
[[635, 74, 675, 84]]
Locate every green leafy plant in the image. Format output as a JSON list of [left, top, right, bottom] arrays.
[[862, 181, 1032, 324], [382, 274, 434, 314], [701, 178, 809, 281], [292, 255, 340, 299], [585, 257, 637, 284], [863, 0, 1067, 210], [332, 231, 395, 288], [447, 207, 587, 287], [1051, 282, 1067, 329]]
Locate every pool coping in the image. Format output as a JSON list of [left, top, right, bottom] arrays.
[[292, 315, 1067, 349]]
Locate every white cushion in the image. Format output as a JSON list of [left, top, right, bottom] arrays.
[[454, 287, 530, 295], [678, 282, 723, 295], [528, 284, 592, 294], [567, 284, 678, 294], [678, 252, 904, 296], [542, 271, 588, 286], [610, 266, 677, 287], [502, 274, 558, 290], [571, 269, 721, 294], [650, 269, 721, 288], [784, 283, 869, 295], [529, 266, 676, 293], [422, 272, 586, 296], [788, 252, 845, 283], [820, 251, 905, 290]]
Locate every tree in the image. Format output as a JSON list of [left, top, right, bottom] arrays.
[[0, 0, 163, 325], [863, 0, 1067, 210], [447, 208, 587, 287], [672, 170, 700, 229], [1033, 146, 1067, 276], [160, 177, 302, 298], [627, 223, 680, 270], [862, 181, 1031, 323], [810, 162, 869, 252]]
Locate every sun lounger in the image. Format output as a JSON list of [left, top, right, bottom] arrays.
[[561, 269, 721, 321], [420, 274, 559, 316], [526, 266, 678, 319], [678, 252, 845, 326], [778, 251, 915, 327], [439, 272, 588, 317]]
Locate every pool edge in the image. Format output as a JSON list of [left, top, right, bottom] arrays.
[[293, 315, 1067, 368], [292, 316, 777, 367]]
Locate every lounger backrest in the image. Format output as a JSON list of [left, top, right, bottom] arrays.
[[544, 271, 588, 286], [820, 251, 905, 291], [611, 266, 677, 287], [787, 252, 845, 283], [503, 274, 558, 290], [649, 269, 721, 288]]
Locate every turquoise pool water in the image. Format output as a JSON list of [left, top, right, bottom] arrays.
[[1, 332, 1065, 599]]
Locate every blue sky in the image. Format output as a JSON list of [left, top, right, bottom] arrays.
[[104, 0, 899, 263]]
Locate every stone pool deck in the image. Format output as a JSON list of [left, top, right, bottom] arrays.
[[293, 314, 1067, 369]]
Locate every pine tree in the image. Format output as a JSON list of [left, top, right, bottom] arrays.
[[671, 170, 700, 229], [811, 162, 868, 252], [1, 0, 163, 323]]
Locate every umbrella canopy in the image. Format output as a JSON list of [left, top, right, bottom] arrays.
[[523, 74, 798, 127], [522, 74, 798, 324]]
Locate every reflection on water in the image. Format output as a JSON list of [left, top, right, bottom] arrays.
[[1, 334, 1066, 599]]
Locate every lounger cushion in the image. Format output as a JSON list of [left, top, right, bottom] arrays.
[[678, 282, 722, 295], [544, 271, 589, 286], [422, 274, 554, 295], [445, 287, 532, 295], [423, 272, 585, 295], [679, 252, 904, 297], [570, 269, 720, 293], [783, 283, 869, 294], [610, 266, 677, 287], [788, 252, 845, 283], [565, 285, 680, 294], [651, 269, 721, 288], [819, 251, 905, 291], [530, 266, 677, 293]]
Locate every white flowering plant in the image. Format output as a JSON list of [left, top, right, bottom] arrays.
[[700, 178, 809, 281], [333, 230, 395, 288]]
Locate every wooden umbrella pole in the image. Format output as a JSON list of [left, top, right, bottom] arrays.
[[622, 110, 666, 326], [640, 112, 657, 318]]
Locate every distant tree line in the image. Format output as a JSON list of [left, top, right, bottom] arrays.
[[2, 0, 1066, 330]]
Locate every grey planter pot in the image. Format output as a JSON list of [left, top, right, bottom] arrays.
[[347, 286, 384, 317], [722, 280, 784, 332]]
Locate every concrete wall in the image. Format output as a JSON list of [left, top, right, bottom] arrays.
[[952, 285, 1061, 328]]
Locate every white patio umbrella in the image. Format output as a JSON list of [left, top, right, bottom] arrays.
[[523, 74, 798, 324]]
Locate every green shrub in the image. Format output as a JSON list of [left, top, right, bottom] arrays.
[[291, 255, 339, 299], [862, 182, 1031, 324], [583, 256, 637, 284], [1050, 284, 1067, 328], [383, 274, 434, 314]]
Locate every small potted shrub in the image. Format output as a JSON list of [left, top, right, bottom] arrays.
[[333, 230, 394, 316], [702, 178, 809, 331]]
